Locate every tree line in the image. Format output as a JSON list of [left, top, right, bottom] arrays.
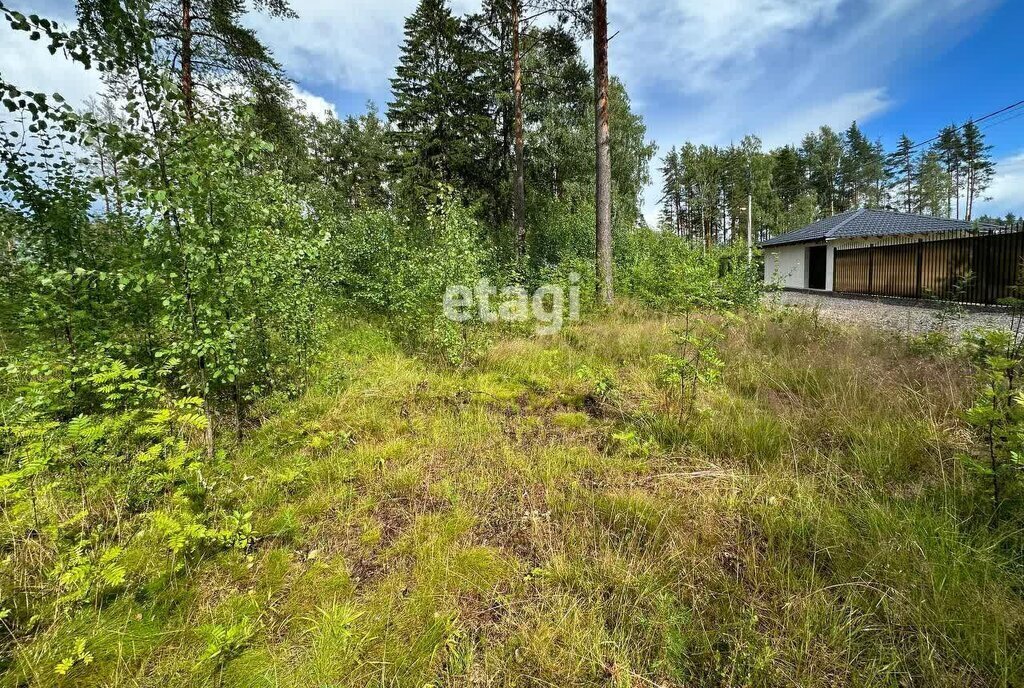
[[234, 0, 651, 280], [658, 119, 1002, 245]]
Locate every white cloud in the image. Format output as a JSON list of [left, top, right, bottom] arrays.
[[611, 0, 843, 96], [243, 0, 409, 95], [974, 151, 1024, 219], [758, 88, 892, 148], [244, 0, 481, 98], [612, 0, 989, 100], [291, 84, 337, 120]]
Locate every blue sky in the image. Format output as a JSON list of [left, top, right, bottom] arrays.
[[3, 0, 1023, 221]]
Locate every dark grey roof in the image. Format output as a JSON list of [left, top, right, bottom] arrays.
[[760, 209, 985, 247]]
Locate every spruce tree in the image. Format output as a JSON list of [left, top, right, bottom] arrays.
[[388, 0, 492, 205], [886, 134, 917, 213], [771, 146, 806, 212]]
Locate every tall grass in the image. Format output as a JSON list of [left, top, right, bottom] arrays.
[[3, 307, 1021, 687]]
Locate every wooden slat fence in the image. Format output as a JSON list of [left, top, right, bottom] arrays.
[[833, 223, 1024, 305]]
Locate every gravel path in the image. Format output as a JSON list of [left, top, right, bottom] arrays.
[[772, 291, 1015, 339]]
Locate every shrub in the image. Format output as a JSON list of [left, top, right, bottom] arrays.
[[616, 228, 764, 312], [962, 326, 1024, 521], [328, 193, 489, 362]]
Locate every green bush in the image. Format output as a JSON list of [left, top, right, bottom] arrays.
[[616, 228, 764, 312], [328, 193, 489, 362]]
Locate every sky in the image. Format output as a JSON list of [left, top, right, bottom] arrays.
[[3, 0, 1023, 224]]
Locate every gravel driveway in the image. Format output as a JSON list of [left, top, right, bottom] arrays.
[[772, 290, 1016, 339]]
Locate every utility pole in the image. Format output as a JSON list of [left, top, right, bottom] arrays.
[[747, 192, 753, 264], [745, 152, 753, 264]]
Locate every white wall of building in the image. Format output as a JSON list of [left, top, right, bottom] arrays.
[[764, 234, 948, 292], [764, 244, 810, 289], [825, 244, 835, 291]]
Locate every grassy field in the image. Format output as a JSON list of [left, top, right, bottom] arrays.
[[6, 305, 1023, 687]]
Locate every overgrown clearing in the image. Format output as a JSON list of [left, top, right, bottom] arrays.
[[2, 1, 1022, 685], [6, 306, 1021, 687]]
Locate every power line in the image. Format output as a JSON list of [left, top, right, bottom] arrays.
[[964, 98, 1024, 125], [981, 108, 1024, 132], [909, 97, 1024, 150]]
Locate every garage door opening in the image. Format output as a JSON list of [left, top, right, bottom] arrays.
[[807, 246, 827, 290]]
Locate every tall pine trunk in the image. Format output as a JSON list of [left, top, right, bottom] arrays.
[[955, 165, 961, 220], [966, 165, 974, 222], [594, 0, 613, 305], [512, 0, 527, 256]]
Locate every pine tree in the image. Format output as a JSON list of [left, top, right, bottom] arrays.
[[886, 134, 917, 213], [864, 138, 888, 209], [802, 126, 844, 215], [841, 121, 873, 209], [474, 1, 589, 255], [682, 144, 725, 247], [79, 0, 295, 121], [961, 120, 994, 222], [593, 0, 612, 304], [936, 125, 964, 219], [917, 149, 950, 216]]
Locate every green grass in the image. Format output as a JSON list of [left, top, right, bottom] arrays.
[[5, 305, 1023, 687]]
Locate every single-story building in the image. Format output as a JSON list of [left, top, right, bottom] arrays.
[[760, 208, 985, 293]]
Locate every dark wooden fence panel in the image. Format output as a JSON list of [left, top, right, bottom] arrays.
[[833, 224, 1024, 305]]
